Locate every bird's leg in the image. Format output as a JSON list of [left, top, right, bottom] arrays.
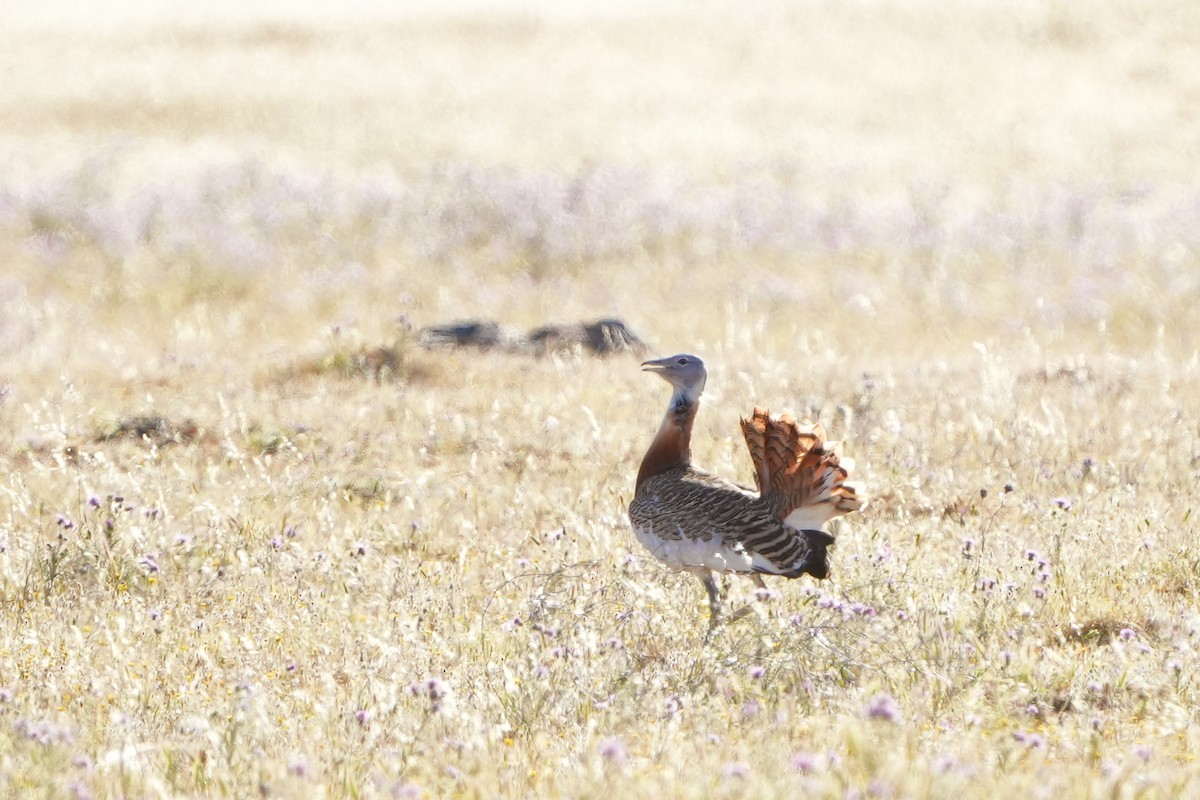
[[725, 574, 769, 624], [700, 570, 722, 619], [699, 570, 723, 637]]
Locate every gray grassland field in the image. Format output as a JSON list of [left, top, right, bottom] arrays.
[[2, 0, 1200, 797]]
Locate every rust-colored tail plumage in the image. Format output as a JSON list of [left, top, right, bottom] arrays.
[[739, 407, 866, 530]]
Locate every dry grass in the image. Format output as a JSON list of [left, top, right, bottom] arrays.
[[2, 0, 1200, 797]]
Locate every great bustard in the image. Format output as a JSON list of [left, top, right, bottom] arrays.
[[628, 354, 866, 629]]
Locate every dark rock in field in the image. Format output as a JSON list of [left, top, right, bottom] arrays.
[[96, 414, 201, 446], [418, 317, 646, 356], [418, 320, 523, 351], [528, 318, 648, 355], [583, 318, 648, 355]]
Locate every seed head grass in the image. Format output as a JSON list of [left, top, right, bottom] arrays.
[[2, 0, 1200, 796]]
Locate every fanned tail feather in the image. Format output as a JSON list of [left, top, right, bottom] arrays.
[[740, 406, 867, 529]]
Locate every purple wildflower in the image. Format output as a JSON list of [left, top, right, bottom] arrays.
[[755, 586, 781, 602], [849, 602, 876, 617], [790, 750, 819, 774], [865, 692, 901, 723], [394, 783, 422, 799], [816, 594, 840, 610], [598, 736, 628, 765], [429, 679, 451, 707], [1013, 731, 1045, 748], [14, 718, 75, 746]]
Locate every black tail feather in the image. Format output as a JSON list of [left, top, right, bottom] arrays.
[[776, 529, 834, 579]]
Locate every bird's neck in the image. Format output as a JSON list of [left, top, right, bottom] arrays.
[[636, 392, 697, 489]]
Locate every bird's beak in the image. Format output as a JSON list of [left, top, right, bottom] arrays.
[[641, 357, 670, 373]]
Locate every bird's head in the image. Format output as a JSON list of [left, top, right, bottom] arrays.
[[642, 353, 707, 404]]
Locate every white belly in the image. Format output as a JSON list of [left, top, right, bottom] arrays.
[[633, 523, 757, 574]]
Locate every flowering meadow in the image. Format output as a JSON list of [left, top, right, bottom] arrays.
[[2, 1, 1200, 797]]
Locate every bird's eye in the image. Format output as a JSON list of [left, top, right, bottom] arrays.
[[676, 357, 689, 365]]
